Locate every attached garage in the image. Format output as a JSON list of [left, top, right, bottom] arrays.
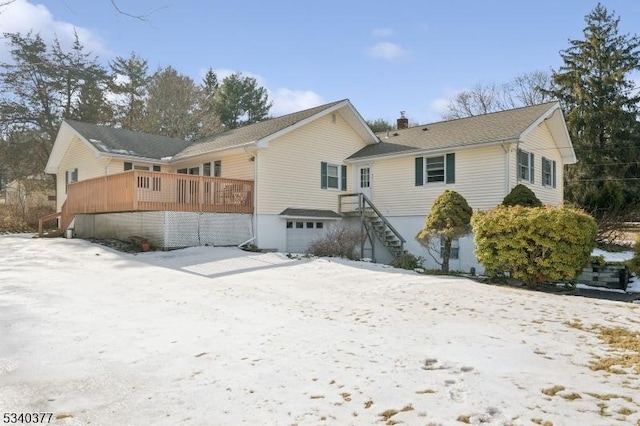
[[280, 208, 342, 254]]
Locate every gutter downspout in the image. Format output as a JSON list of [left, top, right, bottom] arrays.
[[248, 148, 258, 246]]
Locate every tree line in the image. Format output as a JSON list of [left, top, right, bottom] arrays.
[[0, 31, 271, 184]]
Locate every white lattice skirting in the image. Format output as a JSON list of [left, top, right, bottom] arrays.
[[73, 211, 252, 249]]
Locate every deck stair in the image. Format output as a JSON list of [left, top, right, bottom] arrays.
[[37, 200, 74, 237], [339, 193, 406, 261]]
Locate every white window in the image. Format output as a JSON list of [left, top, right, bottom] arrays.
[[359, 167, 370, 188], [321, 162, 346, 190], [203, 161, 221, 177], [440, 238, 460, 260], [327, 165, 339, 189], [415, 153, 455, 185], [517, 149, 534, 183], [65, 168, 78, 193], [542, 157, 556, 188], [426, 156, 445, 183]]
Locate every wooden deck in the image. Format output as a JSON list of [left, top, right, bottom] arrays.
[[66, 171, 254, 215], [39, 171, 254, 237]]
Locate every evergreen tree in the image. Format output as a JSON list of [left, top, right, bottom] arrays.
[[195, 68, 222, 137], [143, 66, 200, 139], [52, 31, 109, 121], [416, 190, 473, 273], [109, 52, 151, 131], [0, 32, 60, 172], [213, 73, 271, 129], [366, 118, 394, 133], [548, 4, 640, 227], [74, 79, 113, 124]]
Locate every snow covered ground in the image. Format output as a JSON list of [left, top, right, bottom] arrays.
[[1, 234, 640, 426]]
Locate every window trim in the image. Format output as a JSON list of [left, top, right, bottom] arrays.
[[415, 153, 455, 186], [517, 149, 535, 184], [425, 155, 445, 183], [65, 168, 78, 194], [321, 162, 347, 191], [542, 157, 556, 188]]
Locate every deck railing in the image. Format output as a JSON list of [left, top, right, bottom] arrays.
[[66, 171, 254, 214]]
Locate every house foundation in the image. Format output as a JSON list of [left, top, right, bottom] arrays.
[[73, 211, 252, 249]]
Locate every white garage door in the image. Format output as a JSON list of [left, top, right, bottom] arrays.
[[285, 220, 328, 254]]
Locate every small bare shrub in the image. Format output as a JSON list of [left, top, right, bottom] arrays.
[[389, 253, 423, 270], [307, 225, 364, 260]]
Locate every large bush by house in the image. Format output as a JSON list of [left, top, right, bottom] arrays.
[[502, 184, 543, 207], [472, 206, 597, 287]]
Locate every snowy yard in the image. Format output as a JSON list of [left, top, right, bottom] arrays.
[[1, 234, 640, 426]]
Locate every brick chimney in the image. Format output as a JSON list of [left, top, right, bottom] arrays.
[[397, 111, 408, 130]]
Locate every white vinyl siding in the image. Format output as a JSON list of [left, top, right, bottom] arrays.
[[511, 121, 563, 206], [256, 112, 367, 214], [56, 136, 109, 211], [172, 152, 254, 181], [372, 145, 506, 216]]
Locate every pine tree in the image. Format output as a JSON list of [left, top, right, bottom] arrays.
[[52, 31, 109, 121], [195, 68, 221, 137], [548, 4, 640, 228], [109, 52, 151, 131], [213, 73, 271, 129], [0, 32, 60, 172]]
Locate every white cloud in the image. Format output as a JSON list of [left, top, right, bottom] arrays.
[[0, 0, 109, 61], [270, 89, 324, 116], [199, 68, 324, 116], [425, 88, 462, 122], [367, 42, 409, 61], [372, 28, 393, 37]]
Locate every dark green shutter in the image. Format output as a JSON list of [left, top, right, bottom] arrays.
[[321, 162, 328, 189], [124, 162, 132, 171], [415, 157, 423, 186], [552, 160, 556, 188], [446, 153, 455, 184], [341, 165, 347, 191], [530, 153, 534, 183]]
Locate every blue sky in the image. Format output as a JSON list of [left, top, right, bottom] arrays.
[[0, 0, 638, 124]]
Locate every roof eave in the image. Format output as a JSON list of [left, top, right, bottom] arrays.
[[172, 141, 259, 162], [519, 102, 577, 164], [345, 137, 518, 163]]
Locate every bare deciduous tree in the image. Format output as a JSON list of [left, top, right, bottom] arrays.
[[443, 71, 552, 120]]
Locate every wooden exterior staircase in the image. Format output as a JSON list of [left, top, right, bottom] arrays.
[[38, 200, 74, 237], [339, 193, 406, 261]]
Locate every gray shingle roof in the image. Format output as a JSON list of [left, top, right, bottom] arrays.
[[174, 100, 347, 160], [279, 208, 342, 218], [348, 102, 558, 160], [65, 120, 193, 160]]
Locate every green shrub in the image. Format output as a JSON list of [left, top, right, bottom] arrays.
[[389, 253, 424, 270], [416, 190, 472, 272], [502, 184, 543, 207], [472, 205, 597, 287], [628, 235, 640, 276], [307, 225, 364, 260]]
